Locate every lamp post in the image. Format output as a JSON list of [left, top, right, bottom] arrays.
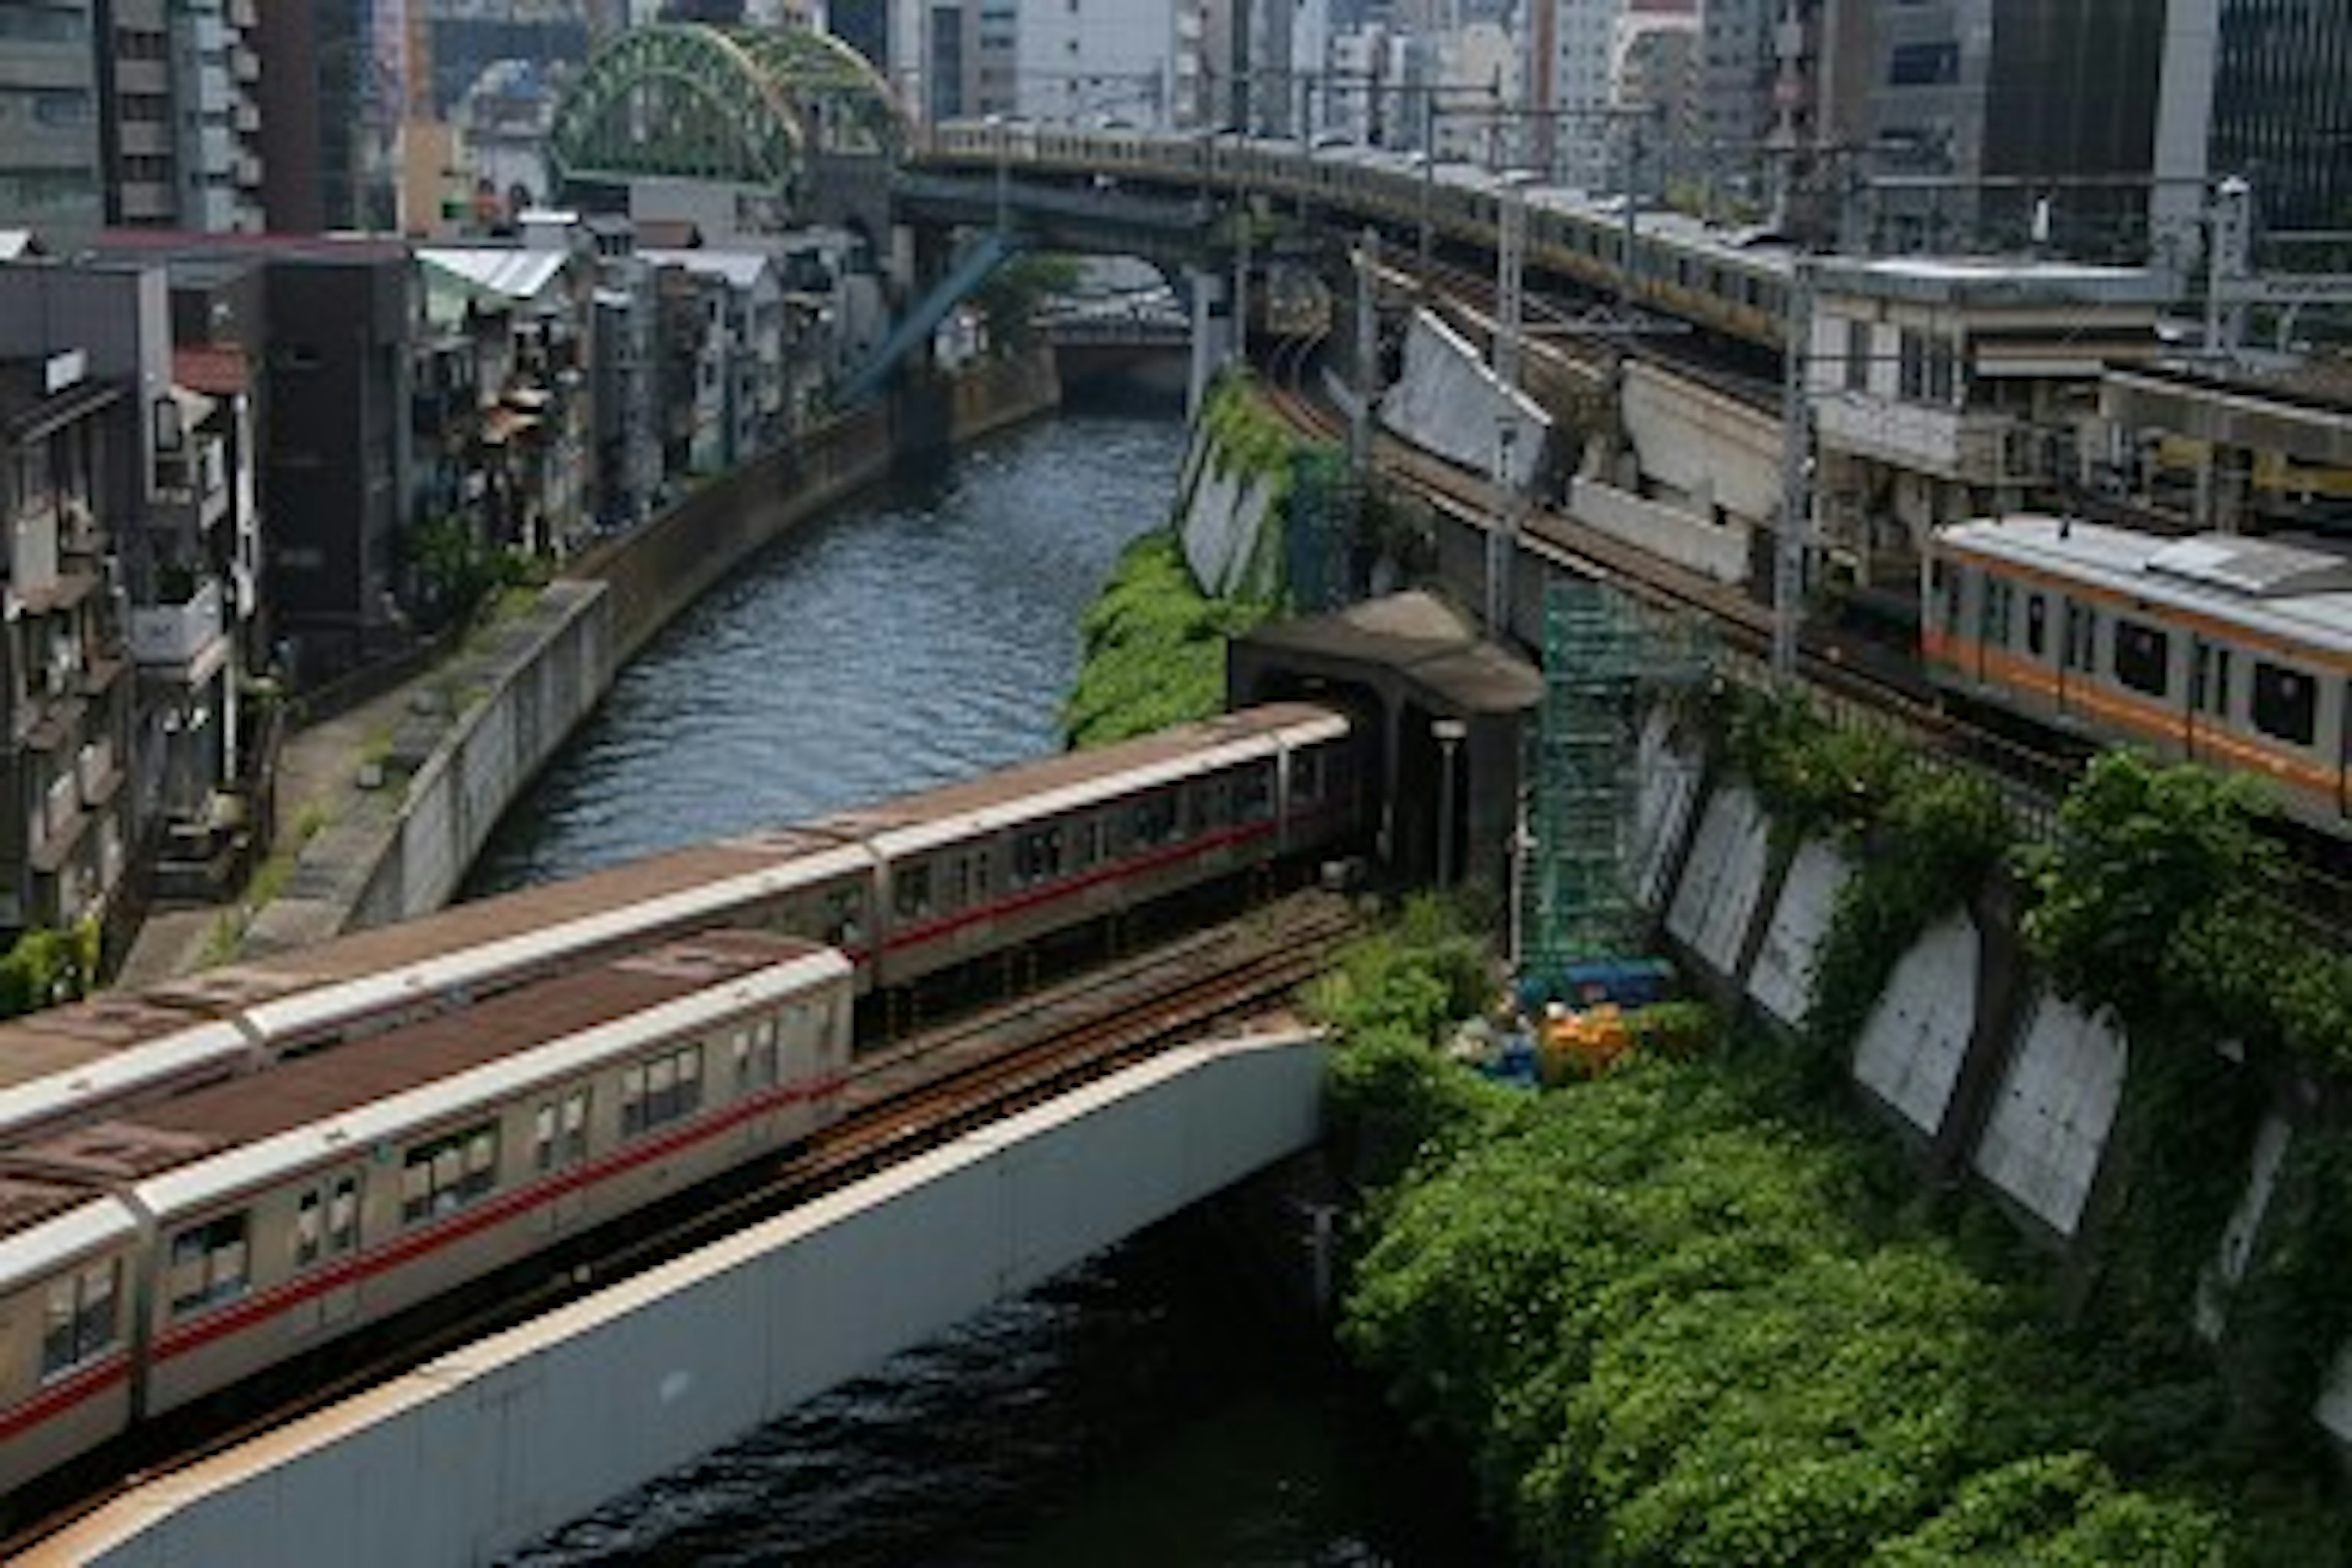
[[1433, 716, 1468, 889]]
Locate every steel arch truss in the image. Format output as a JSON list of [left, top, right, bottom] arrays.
[[549, 24, 903, 202]]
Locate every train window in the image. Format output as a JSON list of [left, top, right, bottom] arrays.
[[401, 1123, 499, 1224], [168, 1213, 249, 1316], [533, 1104, 559, 1173], [1195, 778, 1233, 831], [1131, 791, 1178, 846], [1013, 825, 1064, 886], [295, 1188, 325, 1265], [2252, 660, 2318, 747], [894, 862, 932, 920], [2026, 594, 2048, 656], [824, 888, 865, 947], [329, 1175, 360, 1253], [756, 1019, 781, 1085], [624, 1045, 704, 1137], [41, 1259, 119, 1379], [1071, 815, 1102, 872], [1237, 761, 1275, 822], [2113, 619, 2171, 697], [1294, 751, 1325, 807], [2062, 602, 2097, 673]]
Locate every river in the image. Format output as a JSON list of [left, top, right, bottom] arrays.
[[473, 411, 1501, 1565]]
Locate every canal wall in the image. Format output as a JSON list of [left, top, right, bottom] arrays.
[[237, 360, 1060, 952], [34, 1031, 1328, 1568], [1629, 706, 2352, 1443]]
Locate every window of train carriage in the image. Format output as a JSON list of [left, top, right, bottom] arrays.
[[754, 1017, 780, 1084], [2253, 659, 2320, 746], [40, 1257, 119, 1378], [1237, 761, 1276, 822], [894, 861, 933, 921], [1130, 790, 1177, 848], [2026, 593, 2048, 657], [1070, 814, 1102, 872], [1194, 776, 1234, 832], [2113, 617, 2171, 698], [400, 1123, 500, 1225], [167, 1213, 249, 1316], [1932, 560, 1961, 635], [1012, 824, 1063, 886], [824, 886, 865, 947]]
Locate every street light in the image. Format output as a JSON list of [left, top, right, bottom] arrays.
[[1433, 716, 1468, 889]]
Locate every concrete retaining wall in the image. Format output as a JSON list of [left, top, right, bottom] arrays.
[[37, 1032, 1329, 1568], [1175, 419, 1283, 599], [1567, 476, 1750, 585], [1379, 307, 1551, 490]]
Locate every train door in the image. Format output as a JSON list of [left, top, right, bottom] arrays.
[[532, 1084, 594, 1237], [2057, 598, 2098, 724], [288, 1169, 365, 1335], [2340, 679, 2352, 820], [2188, 638, 2232, 764]]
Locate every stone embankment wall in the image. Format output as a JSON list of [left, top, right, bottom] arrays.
[[1631, 703, 2348, 1442], [250, 361, 1060, 951]]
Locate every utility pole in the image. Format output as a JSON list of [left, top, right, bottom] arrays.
[[1486, 179, 1526, 636], [1351, 226, 1379, 489], [1773, 258, 1815, 680]]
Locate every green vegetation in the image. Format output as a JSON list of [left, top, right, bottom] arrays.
[[404, 514, 537, 635], [970, 253, 1083, 353], [0, 918, 102, 1017], [1318, 907, 2349, 1566], [1060, 530, 1267, 749]]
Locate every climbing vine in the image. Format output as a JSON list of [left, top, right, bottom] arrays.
[[1722, 688, 2011, 1065]]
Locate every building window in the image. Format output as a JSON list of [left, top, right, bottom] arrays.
[[1844, 317, 1869, 392], [168, 1214, 250, 1316], [1888, 41, 1959, 86], [400, 1123, 500, 1224], [40, 1259, 119, 1379], [2113, 617, 2169, 697], [2252, 660, 2318, 747]]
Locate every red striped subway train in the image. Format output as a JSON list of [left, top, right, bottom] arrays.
[[0, 703, 1368, 1504]]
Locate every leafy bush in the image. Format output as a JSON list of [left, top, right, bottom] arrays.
[[1059, 529, 1267, 748]]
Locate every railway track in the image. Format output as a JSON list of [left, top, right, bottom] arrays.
[[7, 891, 1361, 1556]]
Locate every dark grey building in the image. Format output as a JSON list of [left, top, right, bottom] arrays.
[[1856, 0, 2166, 258], [2209, 0, 2352, 235]]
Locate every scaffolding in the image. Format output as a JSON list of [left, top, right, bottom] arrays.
[[1521, 577, 1708, 976]]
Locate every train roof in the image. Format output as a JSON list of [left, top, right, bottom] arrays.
[[0, 995, 244, 1097], [1935, 516, 2352, 660], [0, 1012, 252, 1148], [0, 1190, 138, 1289], [2, 935, 844, 1222], [812, 703, 1349, 858]]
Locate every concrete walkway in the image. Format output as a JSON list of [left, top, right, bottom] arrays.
[[113, 680, 436, 989]]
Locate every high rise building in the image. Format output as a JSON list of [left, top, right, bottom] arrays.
[[0, 1, 106, 235], [2208, 1, 2352, 236], [97, 0, 267, 233]]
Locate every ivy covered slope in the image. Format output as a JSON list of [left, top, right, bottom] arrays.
[[1060, 374, 1317, 750], [1316, 697, 2352, 1566]]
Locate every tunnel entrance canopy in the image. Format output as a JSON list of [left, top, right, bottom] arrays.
[[548, 23, 903, 222], [1230, 592, 1541, 895]]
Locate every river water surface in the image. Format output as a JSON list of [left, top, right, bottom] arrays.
[[473, 412, 1498, 1565]]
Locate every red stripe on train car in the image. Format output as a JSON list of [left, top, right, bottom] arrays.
[[0, 1354, 129, 1443], [152, 1072, 848, 1363]]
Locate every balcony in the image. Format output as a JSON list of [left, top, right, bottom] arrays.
[[130, 579, 227, 671]]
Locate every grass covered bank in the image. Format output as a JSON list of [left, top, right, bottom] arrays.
[[1059, 529, 1268, 750], [1312, 905, 2350, 1567]]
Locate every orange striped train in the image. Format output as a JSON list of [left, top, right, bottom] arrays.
[[0, 703, 1368, 1506], [1923, 516, 2352, 827]]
